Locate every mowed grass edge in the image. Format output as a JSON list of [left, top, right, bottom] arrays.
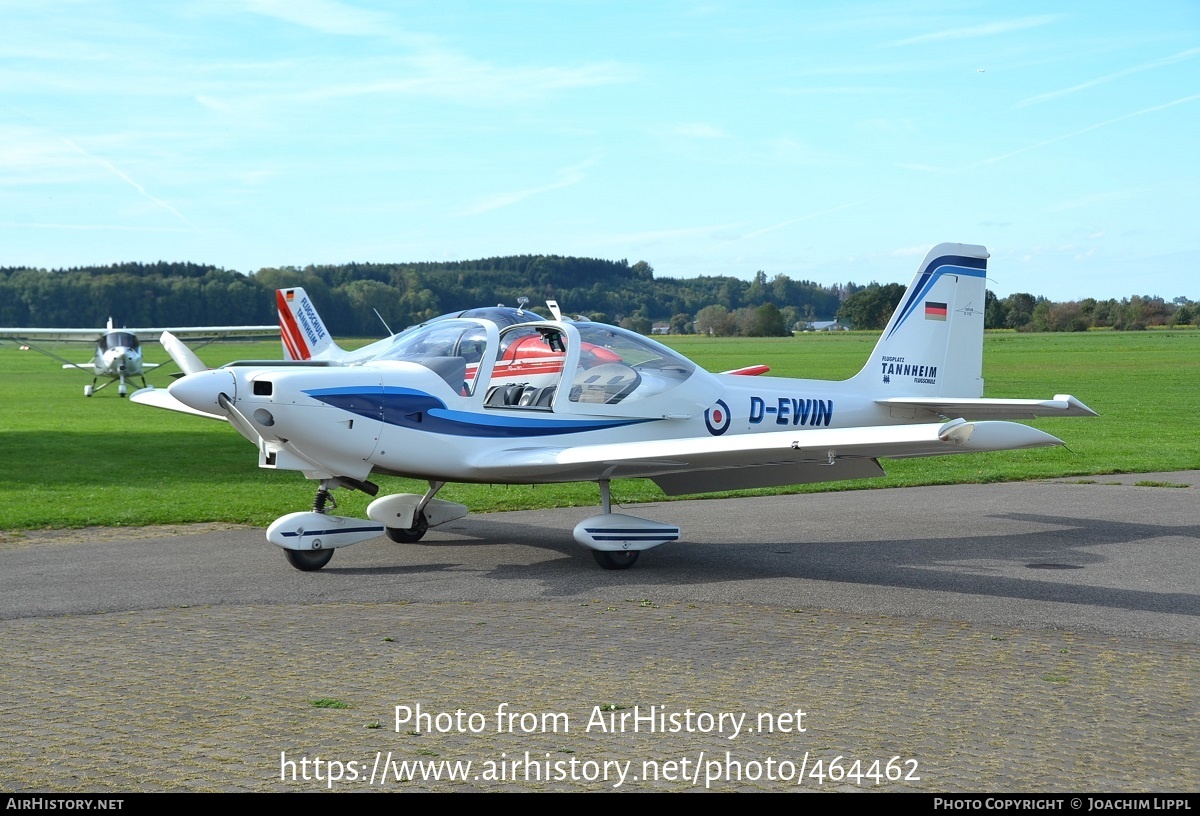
[[1, 330, 1196, 530]]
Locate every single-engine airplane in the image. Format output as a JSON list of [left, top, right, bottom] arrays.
[[133, 243, 1096, 571], [0, 319, 278, 396]]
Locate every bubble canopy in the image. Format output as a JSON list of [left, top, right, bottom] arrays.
[[355, 314, 705, 412]]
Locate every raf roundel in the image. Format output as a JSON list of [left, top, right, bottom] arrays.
[[705, 399, 732, 436]]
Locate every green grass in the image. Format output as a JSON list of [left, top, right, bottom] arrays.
[[1, 331, 1196, 531]]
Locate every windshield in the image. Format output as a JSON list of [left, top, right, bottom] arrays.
[[371, 319, 490, 394], [100, 332, 139, 351]]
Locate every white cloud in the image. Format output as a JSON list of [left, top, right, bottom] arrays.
[[1046, 191, 1134, 213], [241, 0, 403, 38], [457, 159, 599, 216], [1013, 47, 1200, 109], [983, 93, 1200, 165], [884, 15, 1062, 48], [287, 54, 634, 106], [667, 123, 730, 139]]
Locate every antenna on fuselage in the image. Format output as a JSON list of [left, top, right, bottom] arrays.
[[373, 308, 395, 337], [516, 296, 529, 315]]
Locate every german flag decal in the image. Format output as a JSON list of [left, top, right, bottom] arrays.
[[925, 301, 948, 321]]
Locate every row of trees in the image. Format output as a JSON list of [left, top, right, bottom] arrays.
[[984, 291, 1196, 332], [834, 285, 1197, 333], [0, 257, 1193, 337], [0, 257, 849, 336]]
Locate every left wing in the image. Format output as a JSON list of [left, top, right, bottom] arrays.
[[470, 418, 1063, 496], [0, 325, 277, 342]]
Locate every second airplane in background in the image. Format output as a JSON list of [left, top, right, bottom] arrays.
[[0, 319, 278, 397]]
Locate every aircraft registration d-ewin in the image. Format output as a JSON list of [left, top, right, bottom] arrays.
[[0, 319, 278, 397], [133, 243, 1096, 571]]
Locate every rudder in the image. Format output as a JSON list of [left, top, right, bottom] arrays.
[[851, 243, 988, 398], [276, 287, 342, 361]]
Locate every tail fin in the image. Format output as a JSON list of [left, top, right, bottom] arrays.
[[851, 243, 988, 398], [276, 287, 344, 361]]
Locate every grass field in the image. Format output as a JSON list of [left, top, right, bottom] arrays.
[[1, 330, 1196, 531]]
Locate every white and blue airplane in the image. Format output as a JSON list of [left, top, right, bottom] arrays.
[[133, 243, 1095, 571], [0, 319, 278, 397]]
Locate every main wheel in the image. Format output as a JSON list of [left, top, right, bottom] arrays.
[[284, 548, 334, 571], [386, 511, 429, 543], [592, 549, 640, 570]]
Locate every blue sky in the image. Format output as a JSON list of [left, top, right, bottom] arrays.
[[2, 1, 1197, 301]]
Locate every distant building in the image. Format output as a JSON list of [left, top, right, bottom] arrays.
[[802, 320, 849, 332]]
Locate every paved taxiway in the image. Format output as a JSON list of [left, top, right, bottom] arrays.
[[2, 474, 1197, 791]]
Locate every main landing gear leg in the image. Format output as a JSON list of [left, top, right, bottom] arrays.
[[590, 479, 640, 570]]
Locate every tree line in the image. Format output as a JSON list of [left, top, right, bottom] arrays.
[[837, 285, 1197, 333], [0, 256, 1193, 337]]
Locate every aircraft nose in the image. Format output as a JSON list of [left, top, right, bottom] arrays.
[[168, 368, 236, 415]]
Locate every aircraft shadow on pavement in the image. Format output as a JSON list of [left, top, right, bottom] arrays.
[[349, 511, 1200, 617]]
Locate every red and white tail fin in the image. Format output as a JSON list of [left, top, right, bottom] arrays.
[[276, 288, 344, 361]]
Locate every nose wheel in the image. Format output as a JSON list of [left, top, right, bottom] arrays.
[[285, 548, 334, 571], [282, 484, 340, 571], [592, 550, 640, 570]]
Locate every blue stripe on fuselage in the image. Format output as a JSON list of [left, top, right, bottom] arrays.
[[304, 385, 653, 438]]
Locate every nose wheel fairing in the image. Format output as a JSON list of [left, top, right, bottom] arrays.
[[266, 511, 386, 552]]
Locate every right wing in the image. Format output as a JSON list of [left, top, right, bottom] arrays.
[[469, 418, 1064, 496], [140, 325, 278, 341], [0, 328, 103, 342]]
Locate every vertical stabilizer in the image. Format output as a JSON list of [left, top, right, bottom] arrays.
[[851, 243, 989, 398], [276, 288, 344, 361]]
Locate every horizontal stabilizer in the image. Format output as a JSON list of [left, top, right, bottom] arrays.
[[877, 394, 1097, 420], [721, 364, 771, 376], [160, 331, 209, 376]]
